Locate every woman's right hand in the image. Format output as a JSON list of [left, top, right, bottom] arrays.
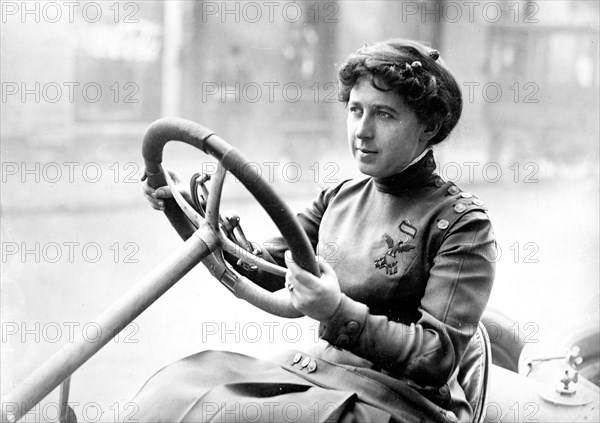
[[142, 168, 185, 212]]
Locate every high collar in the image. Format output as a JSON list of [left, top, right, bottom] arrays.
[[373, 149, 438, 194]]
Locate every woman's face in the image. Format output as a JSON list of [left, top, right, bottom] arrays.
[[346, 77, 430, 178]]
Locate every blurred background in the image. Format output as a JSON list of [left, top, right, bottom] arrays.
[[1, 1, 599, 421]]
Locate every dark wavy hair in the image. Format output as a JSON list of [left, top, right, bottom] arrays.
[[338, 39, 462, 146]]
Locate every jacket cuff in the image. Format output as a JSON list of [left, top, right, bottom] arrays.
[[319, 294, 368, 348]]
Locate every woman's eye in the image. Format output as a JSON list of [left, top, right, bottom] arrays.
[[376, 111, 393, 119]]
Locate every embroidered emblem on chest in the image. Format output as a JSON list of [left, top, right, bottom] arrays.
[[374, 220, 418, 275]]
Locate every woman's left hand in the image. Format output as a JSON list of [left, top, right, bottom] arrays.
[[285, 252, 342, 322]]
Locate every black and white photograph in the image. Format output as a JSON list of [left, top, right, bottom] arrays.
[[1, 1, 599, 422]]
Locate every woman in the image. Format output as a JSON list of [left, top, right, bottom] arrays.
[[139, 39, 495, 423]]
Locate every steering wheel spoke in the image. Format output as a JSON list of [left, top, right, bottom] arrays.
[[219, 234, 287, 278], [204, 162, 226, 232]]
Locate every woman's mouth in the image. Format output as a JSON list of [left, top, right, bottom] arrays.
[[357, 147, 377, 154], [356, 147, 377, 159]]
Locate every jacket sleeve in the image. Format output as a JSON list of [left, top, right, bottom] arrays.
[[318, 210, 496, 387]]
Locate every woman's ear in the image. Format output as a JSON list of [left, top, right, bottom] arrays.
[[419, 119, 442, 144]]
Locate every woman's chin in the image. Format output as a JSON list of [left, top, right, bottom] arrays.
[[356, 162, 384, 178]]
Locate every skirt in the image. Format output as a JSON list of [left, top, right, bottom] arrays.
[[130, 350, 465, 423]]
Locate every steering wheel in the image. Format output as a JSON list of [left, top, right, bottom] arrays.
[[142, 117, 319, 318]]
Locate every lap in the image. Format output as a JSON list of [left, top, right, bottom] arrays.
[[130, 350, 460, 423]]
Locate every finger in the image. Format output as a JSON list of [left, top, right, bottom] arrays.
[[148, 202, 164, 211], [284, 250, 295, 265], [288, 263, 320, 291], [285, 251, 322, 288], [143, 193, 165, 211], [285, 268, 302, 287], [316, 256, 334, 276], [285, 257, 304, 279], [284, 271, 303, 301], [284, 252, 303, 277], [151, 200, 165, 211], [143, 191, 164, 207], [285, 270, 294, 286], [141, 181, 171, 199], [142, 182, 156, 196], [154, 186, 173, 199], [284, 270, 309, 304]]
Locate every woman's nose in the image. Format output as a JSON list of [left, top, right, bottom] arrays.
[[355, 115, 373, 139]]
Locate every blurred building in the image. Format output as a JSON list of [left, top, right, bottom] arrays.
[[1, 1, 164, 146], [1, 0, 598, 167]]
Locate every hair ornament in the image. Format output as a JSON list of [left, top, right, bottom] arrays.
[[411, 61, 422, 69], [401, 62, 414, 76], [428, 49, 440, 61]]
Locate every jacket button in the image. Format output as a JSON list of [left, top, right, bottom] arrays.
[[437, 219, 449, 230], [346, 321, 359, 333], [292, 353, 302, 364], [336, 334, 350, 346], [301, 356, 311, 369], [454, 203, 467, 213], [447, 185, 459, 195], [307, 360, 317, 373], [439, 386, 449, 396]]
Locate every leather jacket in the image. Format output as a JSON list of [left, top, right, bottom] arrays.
[[249, 150, 495, 418]]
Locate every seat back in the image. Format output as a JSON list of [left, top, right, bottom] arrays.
[[457, 322, 492, 423]]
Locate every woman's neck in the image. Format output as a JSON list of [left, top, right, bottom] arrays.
[[373, 149, 437, 193]]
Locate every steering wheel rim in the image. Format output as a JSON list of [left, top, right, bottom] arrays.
[[142, 118, 318, 318]]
